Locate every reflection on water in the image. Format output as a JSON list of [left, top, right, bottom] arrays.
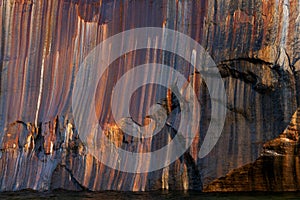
[[0, 190, 300, 200]]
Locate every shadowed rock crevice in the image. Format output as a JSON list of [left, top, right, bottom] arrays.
[[218, 56, 295, 94], [50, 164, 86, 191]]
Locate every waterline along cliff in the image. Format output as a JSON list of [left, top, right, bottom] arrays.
[[0, 0, 299, 192]]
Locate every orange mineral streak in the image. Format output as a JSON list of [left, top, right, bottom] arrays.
[[103, 123, 123, 148]]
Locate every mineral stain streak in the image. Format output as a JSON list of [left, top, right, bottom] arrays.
[[0, 0, 299, 192]]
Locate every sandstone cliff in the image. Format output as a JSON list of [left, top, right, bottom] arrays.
[[0, 0, 299, 191]]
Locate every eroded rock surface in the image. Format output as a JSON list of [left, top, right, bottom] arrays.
[[204, 108, 300, 192], [0, 0, 299, 191]]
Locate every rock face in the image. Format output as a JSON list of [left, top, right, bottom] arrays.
[[204, 108, 300, 192], [0, 0, 299, 192]]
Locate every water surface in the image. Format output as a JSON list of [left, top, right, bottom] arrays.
[[0, 190, 300, 200]]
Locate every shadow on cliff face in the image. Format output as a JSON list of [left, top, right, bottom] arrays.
[[67, 0, 102, 23], [67, 0, 160, 26], [296, 72, 300, 106], [78, 0, 117, 25], [204, 108, 300, 192]]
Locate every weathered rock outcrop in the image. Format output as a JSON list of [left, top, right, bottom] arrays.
[[204, 108, 300, 192], [0, 0, 299, 191]]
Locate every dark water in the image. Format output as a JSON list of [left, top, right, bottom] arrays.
[[1, 191, 300, 200]]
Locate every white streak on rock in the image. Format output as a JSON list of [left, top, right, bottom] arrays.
[[35, 58, 45, 127], [280, 0, 289, 47]]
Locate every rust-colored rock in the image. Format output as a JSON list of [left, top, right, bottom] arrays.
[[204, 108, 300, 192], [0, 0, 299, 192]]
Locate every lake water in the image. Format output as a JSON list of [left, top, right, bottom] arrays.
[[1, 190, 300, 200]]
